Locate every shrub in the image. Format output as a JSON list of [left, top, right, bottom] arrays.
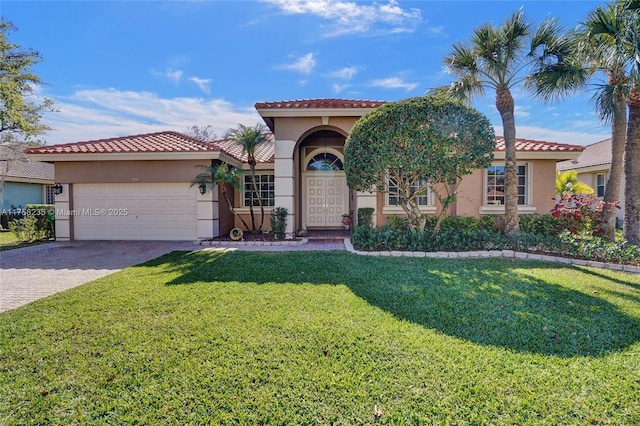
[[25, 204, 55, 238], [9, 204, 55, 241], [356, 207, 375, 228], [270, 207, 288, 240], [551, 194, 607, 237], [518, 214, 558, 235]]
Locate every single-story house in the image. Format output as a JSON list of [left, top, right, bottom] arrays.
[[25, 98, 584, 241], [557, 138, 624, 223], [1, 143, 55, 213]]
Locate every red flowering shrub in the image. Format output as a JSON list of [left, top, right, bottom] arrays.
[[550, 194, 619, 237]]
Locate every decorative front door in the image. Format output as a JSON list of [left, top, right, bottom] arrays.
[[304, 173, 348, 228]]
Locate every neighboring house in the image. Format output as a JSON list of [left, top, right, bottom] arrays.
[[25, 98, 584, 241], [0, 144, 55, 213], [557, 138, 625, 223]]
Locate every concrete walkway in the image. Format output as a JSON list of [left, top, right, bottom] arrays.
[[0, 239, 345, 313]]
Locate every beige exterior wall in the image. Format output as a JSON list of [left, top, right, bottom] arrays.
[[55, 160, 204, 184], [273, 117, 355, 141], [370, 159, 560, 225], [575, 168, 625, 221]]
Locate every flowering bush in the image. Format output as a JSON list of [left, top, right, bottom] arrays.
[[550, 194, 618, 237]]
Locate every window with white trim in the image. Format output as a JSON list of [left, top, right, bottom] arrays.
[[243, 174, 275, 207], [485, 164, 528, 205], [386, 177, 432, 206], [596, 173, 606, 198]]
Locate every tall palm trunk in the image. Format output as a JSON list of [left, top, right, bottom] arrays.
[[496, 87, 519, 236], [246, 157, 258, 233], [624, 87, 640, 245], [248, 158, 265, 232], [603, 78, 627, 241], [221, 185, 251, 231]]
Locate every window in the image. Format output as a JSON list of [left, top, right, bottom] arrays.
[[485, 164, 528, 205], [44, 185, 56, 204], [306, 152, 344, 171], [596, 173, 606, 198], [243, 174, 274, 207], [387, 177, 431, 206]]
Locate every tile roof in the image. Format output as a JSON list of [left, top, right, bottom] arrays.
[[255, 98, 387, 109], [215, 137, 275, 163], [22, 131, 580, 165], [23, 131, 276, 163], [0, 144, 54, 181], [557, 138, 611, 171], [24, 131, 221, 155], [494, 137, 584, 153]]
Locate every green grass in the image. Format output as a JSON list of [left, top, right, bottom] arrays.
[[0, 231, 49, 251], [1, 251, 639, 424]]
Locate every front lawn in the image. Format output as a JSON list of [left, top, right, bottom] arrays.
[[1, 251, 639, 424], [0, 231, 50, 252]]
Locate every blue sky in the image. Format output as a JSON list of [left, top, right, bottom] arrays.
[[3, 0, 612, 145]]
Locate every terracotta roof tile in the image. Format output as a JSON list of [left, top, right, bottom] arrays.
[[494, 136, 584, 152], [557, 138, 611, 171], [214, 136, 275, 163], [255, 98, 387, 109], [24, 131, 222, 155], [23, 130, 579, 164]]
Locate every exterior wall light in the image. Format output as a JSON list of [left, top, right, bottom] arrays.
[[198, 183, 207, 195], [53, 183, 63, 195]]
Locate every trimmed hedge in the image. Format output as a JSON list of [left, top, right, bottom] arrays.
[[351, 225, 639, 266]]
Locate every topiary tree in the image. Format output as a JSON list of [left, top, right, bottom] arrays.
[[344, 95, 495, 231]]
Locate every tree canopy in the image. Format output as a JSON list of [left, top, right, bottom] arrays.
[[0, 19, 55, 143], [344, 95, 495, 230]]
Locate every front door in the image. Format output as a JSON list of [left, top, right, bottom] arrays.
[[303, 173, 348, 228]]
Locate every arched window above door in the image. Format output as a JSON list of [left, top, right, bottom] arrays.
[[306, 152, 344, 171]]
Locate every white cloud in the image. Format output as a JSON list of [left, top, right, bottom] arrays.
[[263, 0, 421, 36], [280, 53, 316, 74], [190, 76, 211, 94], [40, 88, 261, 145], [332, 83, 349, 94], [370, 76, 418, 92], [151, 68, 183, 84], [329, 66, 358, 80]]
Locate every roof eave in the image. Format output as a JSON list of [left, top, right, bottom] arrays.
[[492, 151, 583, 161], [256, 107, 378, 119], [26, 151, 242, 167]]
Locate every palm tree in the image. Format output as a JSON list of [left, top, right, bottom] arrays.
[[224, 124, 270, 233], [190, 163, 251, 232], [435, 9, 570, 235], [555, 170, 595, 196], [578, 2, 638, 244], [532, 3, 628, 241]]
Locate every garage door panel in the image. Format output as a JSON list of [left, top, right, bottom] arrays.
[[74, 183, 197, 240]]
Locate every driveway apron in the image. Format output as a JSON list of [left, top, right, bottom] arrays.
[[0, 241, 194, 313]]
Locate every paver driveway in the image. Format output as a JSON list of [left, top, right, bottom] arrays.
[[0, 241, 194, 313]]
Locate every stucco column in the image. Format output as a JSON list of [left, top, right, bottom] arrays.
[[197, 185, 219, 239], [54, 184, 71, 241], [355, 187, 377, 226], [274, 139, 296, 236]]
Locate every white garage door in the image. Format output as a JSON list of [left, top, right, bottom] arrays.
[[73, 183, 198, 240]]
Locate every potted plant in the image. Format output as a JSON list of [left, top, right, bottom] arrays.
[[229, 227, 243, 241], [341, 213, 352, 227]]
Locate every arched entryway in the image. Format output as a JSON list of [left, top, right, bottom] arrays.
[[299, 130, 350, 229]]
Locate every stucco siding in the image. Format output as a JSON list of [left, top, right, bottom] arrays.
[[55, 160, 205, 184], [1, 182, 44, 211]]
